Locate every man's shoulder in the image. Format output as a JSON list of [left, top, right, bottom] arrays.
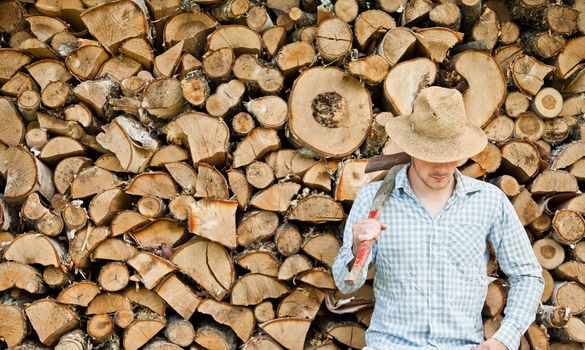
[[459, 173, 507, 200], [356, 180, 383, 200]]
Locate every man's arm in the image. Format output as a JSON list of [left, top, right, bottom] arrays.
[[332, 184, 379, 294], [487, 193, 545, 350]]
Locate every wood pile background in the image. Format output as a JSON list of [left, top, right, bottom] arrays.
[[0, 0, 584, 348]]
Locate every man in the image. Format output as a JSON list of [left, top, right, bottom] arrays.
[[332, 87, 544, 350]]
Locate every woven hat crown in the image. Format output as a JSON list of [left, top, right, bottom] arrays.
[[410, 87, 466, 140]]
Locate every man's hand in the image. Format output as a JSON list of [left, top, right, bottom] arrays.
[[352, 218, 387, 256], [474, 339, 507, 350]]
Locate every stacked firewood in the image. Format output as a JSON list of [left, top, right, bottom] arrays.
[[0, 0, 584, 348]]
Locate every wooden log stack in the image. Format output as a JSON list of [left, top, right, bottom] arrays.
[[0, 0, 584, 348]]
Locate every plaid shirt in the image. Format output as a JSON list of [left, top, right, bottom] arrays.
[[333, 165, 544, 350]]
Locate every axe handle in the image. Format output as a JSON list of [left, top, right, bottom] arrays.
[[365, 152, 410, 173], [344, 209, 378, 286]]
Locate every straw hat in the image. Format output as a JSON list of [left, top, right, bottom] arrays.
[[385, 86, 488, 163]]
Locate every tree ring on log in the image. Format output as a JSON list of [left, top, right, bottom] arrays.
[[289, 67, 372, 158]]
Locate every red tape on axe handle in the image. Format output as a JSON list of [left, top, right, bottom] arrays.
[[344, 209, 378, 285]]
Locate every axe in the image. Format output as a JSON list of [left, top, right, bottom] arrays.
[[344, 152, 410, 285]]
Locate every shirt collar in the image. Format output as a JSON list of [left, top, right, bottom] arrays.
[[393, 163, 482, 198]]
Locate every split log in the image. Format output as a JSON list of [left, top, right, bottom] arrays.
[[231, 274, 289, 306], [227, 170, 252, 208], [80, 0, 147, 54], [236, 210, 280, 248], [126, 172, 177, 200], [415, 27, 463, 63], [0, 261, 46, 294], [140, 78, 184, 119], [278, 254, 312, 281], [237, 249, 279, 277], [58, 281, 100, 307], [525, 322, 549, 350], [298, 268, 336, 289], [302, 232, 341, 267], [123, 287, 166, 316], [287, 195, 346, 223], [123, 314, 166, 350], [70, 166, 121, 199], [1, 146, 55, 202], [242, 334, 282, 350], [69, 225, 110, 268], [277, 285, 324, 319], [25, 298, 80, 346], [4, 233, 66, 268], [335, 159, 386, 202], [163, 12, 216, 58], [92, 238, 137, 262], [552, 141, 585, 170], [254, 301, 276, 323], [198, 299, 255, 342], [262, 26, 288, 57], [195, 164, 229, 199], [233, 55, 283, 95], [110, 210, 149, 236], [89, 188, 131, 226], [453, 51, 506, 127], [96, 115, 158, 173], [0, 303, 27, 348], [530, 171, 578, 196], [512, 189, 542, 226], [249, 182, 301, 212], [259, 318, 311, 350], [384, 58, 437, 117], [87, 293, 132, 315], [163, 112, 229, 167], [353, 10, 395, 52], [207, 25, 263, 56], [172, 238, 234, 300], [512, 55, 555, 96], [127, 252, 176, 289], [322, 322, 365, 349], [131, 218, 185, 249], [541, 269, 554, 303], [150, 145, 189, 168], [155, 274, 201, 320], [205, 79, 245, 117], [482, 279, 507, 317], [554, 261, 585, 286], [500, 141, 542, 183], [233, 128, 281, 168]]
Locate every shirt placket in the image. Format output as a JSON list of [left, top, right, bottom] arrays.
[[429, 194, 460, 348]]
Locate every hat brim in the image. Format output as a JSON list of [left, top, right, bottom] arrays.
[[385, 114, 488, 163]]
